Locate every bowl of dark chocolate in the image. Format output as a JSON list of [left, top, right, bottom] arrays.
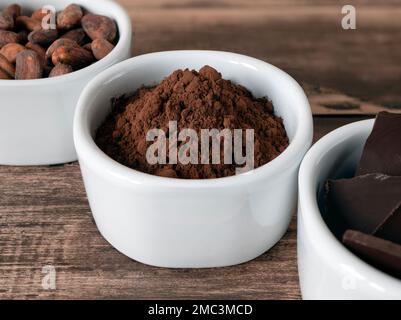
[[0, 0, 132, 165], [74, 51, 313, 268], [298, 112, 401, 299]]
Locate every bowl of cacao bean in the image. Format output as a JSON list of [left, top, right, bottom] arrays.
[[74, 51, 313, 268], [0, 0, 132, 165]]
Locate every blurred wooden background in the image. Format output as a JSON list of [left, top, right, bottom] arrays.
[[123, 0, 401, 115], [0, 0, 400, 300]]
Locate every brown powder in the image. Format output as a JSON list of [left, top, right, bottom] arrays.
[[95, 65, 289, 179]]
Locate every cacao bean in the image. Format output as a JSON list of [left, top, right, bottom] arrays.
[[91, 38, 114, 60], [15, 49, 43, 79], [28, 29, 58, 46], [0, 12, 14, 30], [52, 45, 94, 69], [3, 4, 21, 19], [0, 52, 16, 77], [57, 4, 83, 30], [46, 38, 78, 59], [0, 30, 19, 48], [0, 42, 24, 63], [0, 67, 12, 79], [82, 14, 117, 42], [60, 28, 87, 45], [31, 8, 47, 21], [49, 63, 73, 77], [26, 42, 46, 66]]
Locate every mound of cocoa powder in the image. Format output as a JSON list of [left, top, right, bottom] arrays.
[[95, 65, 289, 179]]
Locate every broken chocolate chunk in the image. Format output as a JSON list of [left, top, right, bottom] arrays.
[[325, 174, 401, 239], [374, 204, 401, 245], [357, 112, 401, 176], [343, 230, 401, 279], [324, 112, 401, 280]]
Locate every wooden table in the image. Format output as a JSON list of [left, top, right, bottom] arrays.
[[0, 0, 399, 300]]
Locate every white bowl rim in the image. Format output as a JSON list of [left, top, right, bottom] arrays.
[[74, 50, 313, 188], [299, 118, 401, 287], [0, 0, 132, 86]]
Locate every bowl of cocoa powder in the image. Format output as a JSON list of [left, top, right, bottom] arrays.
[[0, 0, 132, 165], [74, 51, 313, 268]]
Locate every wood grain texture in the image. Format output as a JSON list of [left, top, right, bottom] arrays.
[[0, 116, 371, 300]]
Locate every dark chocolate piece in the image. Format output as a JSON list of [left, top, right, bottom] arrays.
[[374, 204, 401, 245], [343, 230, 401, 279], [357, 112, 401, 176], [325, 174, 401, 239]]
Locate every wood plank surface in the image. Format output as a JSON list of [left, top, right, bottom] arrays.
[[0, 116, 371, 300], [0, 0, 397, 300]]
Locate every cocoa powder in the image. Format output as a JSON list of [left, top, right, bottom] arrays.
[[96, 66, 289, 179]]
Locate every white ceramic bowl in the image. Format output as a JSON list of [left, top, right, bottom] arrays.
[[74, 51, 313, 268], [298, 119, 401, 299], [0, 0, 132, 165]]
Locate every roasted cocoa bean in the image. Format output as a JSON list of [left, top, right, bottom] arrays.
[[91, 38, 114, 60], [15, 49, 43, 79], [28, 29, 58, 46], [82, 14, 117, 42], [26, 42, 47, 67], [0, 52, 16, 77], [0, 12, 14, 30], [0, 30, 20, 48], [57, 4, 83, 30], [0, 67, 12, 79], [60, 28, 87, 45], [3, 4, 21, 20], [0, 42, 24, 63], [46, 38, 78, 59], [49, 63, 73, 77], [52, 45, 94, 69]]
